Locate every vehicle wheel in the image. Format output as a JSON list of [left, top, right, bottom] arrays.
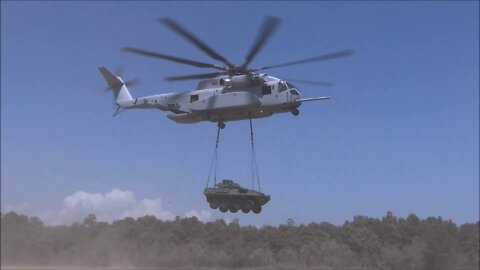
[[209, 199, 219, 209], [230, 199, 241, 213], [252, 204, 262, 214], [218, 122, 226, 129], [242, 200, 254, 213], [291, 108, 299, 116], [219, 200, 229, 213]]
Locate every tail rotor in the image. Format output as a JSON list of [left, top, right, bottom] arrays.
[[97, 66, 139, 115]]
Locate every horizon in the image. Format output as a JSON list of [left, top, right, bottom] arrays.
[[2, 209, 478, 228]]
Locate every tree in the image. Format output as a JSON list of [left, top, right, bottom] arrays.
[[83, 213, 97, 227], [1, 211, 478, 269], [286, 218, 296, 227]]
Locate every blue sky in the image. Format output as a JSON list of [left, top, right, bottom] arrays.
[[1, 1, 478, 226]]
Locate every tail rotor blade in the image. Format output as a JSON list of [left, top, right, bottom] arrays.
[[94, 87, 118, 108], [124, 77, 141, 87], [96, 66, 139, 106], [94, 86, 112, 96]]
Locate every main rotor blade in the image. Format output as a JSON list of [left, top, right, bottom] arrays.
[[159, 18, 234, 68], [124, 47, 227, 70], [282, 78, 333, 87], [241, 16, 281, 69], [165, 72, 228, 81], [253, 49, 354, 71]]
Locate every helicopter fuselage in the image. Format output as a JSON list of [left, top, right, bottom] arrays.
[[118, 74, 303, 124]]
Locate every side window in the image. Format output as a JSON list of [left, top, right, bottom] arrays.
[[190, 94, 199, 103], [262, 85, 272, 95]]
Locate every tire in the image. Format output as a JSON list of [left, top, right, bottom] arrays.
[[219, 200, 229, 213], [252, 204, 262, 214], [242, 200, 254, 213], [209, 199, 219, 209], [230, 199, 241, 213]]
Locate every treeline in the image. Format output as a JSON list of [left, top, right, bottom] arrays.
[[1, 211, 478, 269]]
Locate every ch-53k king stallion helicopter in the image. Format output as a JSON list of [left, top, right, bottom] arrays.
[[99, 16, 353, 129]]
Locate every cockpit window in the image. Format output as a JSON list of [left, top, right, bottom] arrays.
[[279, 81, 288, 92], [290, 89, 299, 96], [190, 94, 199, 103], [286, 82, 297, 89]]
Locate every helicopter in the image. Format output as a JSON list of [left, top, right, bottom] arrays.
[[98, 16, 353, 129]]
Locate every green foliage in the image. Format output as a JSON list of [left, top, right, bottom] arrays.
[[1, 211, 478, 269]]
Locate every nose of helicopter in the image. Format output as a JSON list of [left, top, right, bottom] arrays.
[[289, 89, 301, 102]]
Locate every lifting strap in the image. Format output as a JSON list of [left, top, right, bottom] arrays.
[[206, 126, 221, 188], [206, 120, 261, 192], [250, 118, 261, 192]]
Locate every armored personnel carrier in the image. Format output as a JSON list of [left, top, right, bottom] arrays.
[[204, 179, 270, 214]]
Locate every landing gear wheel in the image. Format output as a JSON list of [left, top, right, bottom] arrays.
[[291, 108, 299, 116], [219, 200, 229, 213], [242, 200, 254, 214], [209, 199, 219, 209], [218, 122, 226, 129], [252, 204, 262, 214]]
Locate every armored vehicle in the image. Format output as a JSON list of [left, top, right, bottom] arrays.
[[204, 179, 270, 214]]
